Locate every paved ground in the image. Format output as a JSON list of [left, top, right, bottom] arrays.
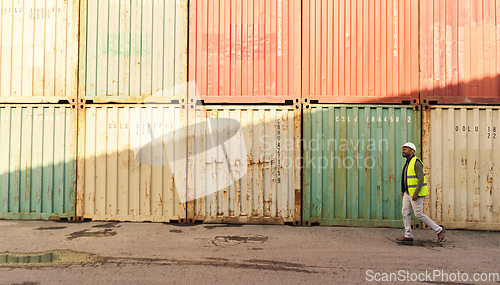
[[0, 220, 499, 284]]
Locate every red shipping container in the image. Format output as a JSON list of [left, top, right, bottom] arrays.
[[302, 0, 419, 104], [420, 0, 500, 105], [188, 0, 301, 104]]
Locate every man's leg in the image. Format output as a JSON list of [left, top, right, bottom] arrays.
[[411, 197, 443, 234], [402, 193, 414, 238]]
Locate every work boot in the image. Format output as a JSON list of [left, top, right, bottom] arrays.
[[396, 236, 413, 242], [437, 226, 446, 243]]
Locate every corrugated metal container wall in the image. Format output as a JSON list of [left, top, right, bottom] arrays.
[[77, 104, 188, 222], [0, 0, 79, 103], [188, 0, 301, 103], [79, 0, 188, 103], [422, 106, 500, 230], [420, 0, 500, 105], [303, 105, 421, 227], [187, 105, 301, 224], [0, 105, 76, 220], [302, 0, 419, 104]]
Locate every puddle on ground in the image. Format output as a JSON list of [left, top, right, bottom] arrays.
[[0, 252, 58, 264], [0, 251, 314, 273], [397, 240, 443, 248], [0, 250, 106, 267]]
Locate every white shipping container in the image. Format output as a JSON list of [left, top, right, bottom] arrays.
[[187, 105, 301, 224], [0, 0, 79, 102], [422, 106, 500, 230], [77, 104, 188, 222]]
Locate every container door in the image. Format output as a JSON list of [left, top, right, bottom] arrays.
[[76, 104, 188, 222], [0, 105, 77, 220], [79, 0, 188, 103], [302, 0, 419, 104], [188, 0, 301, 104], [420, 0, 500, 105], [187, 105, 301, 224], [422, 106, 500, 230], [303, 105, 421, 227], [0, 0, 79, 103]]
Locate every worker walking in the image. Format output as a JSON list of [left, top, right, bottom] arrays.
[[397, 142, 445, 243]]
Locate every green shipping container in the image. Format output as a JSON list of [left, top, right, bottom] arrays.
[[0, 105, 77, 220], [303, 105, 421, 227], [79, 0, 188, 103]]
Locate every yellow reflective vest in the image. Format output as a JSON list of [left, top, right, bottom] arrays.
[[407, 156, 428, 197]]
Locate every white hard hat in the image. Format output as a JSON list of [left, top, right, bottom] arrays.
[[401, 142, 416, 152]]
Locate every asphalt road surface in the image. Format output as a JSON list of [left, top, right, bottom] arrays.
[[0, 221, 499, 284]]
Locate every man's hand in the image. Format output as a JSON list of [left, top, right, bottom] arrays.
[[412, 194, 418, 201]]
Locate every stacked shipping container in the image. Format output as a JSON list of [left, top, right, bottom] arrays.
[[76, 104, 188, 222], [0, 0, 79, 103], [79, 0, 187, 103], [0, 105, 77, 220], [420, 0, 500, 230], [301, 0, 421, 227], [420, 0, 500, 105], [0, 0, 79, 220], [1, 0, 498, 230], [187, 105, 301, 224], [422, 106, 500, 230], [302, 0, 419, 104], [187, 0, 302, 224], [76, 0, 188, 222], [302, 105, 421, 227], [76, 0, 302, 224], [188, 0, 301, 104]]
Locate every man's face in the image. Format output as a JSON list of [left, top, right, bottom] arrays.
[[401, 147, 414, 158]]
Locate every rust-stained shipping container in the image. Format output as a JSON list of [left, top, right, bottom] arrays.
[[302, 0, 419, 104], [187, 105, 301, 224], [422, 106, 500, 230], [0, 105, 77, 220], [420, 0, 500, 105], [303, 104, 421, 227], [79, 0, 188, 103], [0, 0, 79, 103], [188, 0, 301, 103], [77, 104, 188, 222]]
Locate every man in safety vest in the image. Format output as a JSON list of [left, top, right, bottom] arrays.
[[397, 142, 445, 243]]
